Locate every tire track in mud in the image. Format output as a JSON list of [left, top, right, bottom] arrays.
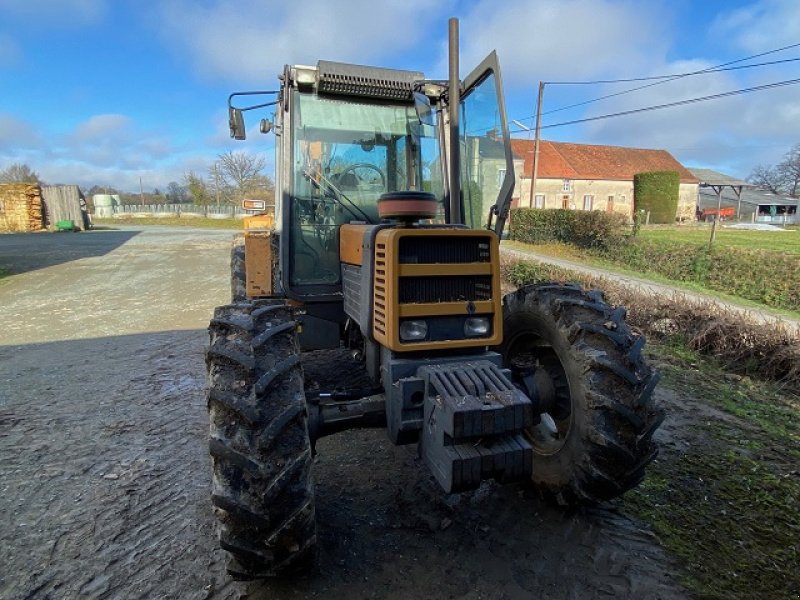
[[0, 332, 237, 599]]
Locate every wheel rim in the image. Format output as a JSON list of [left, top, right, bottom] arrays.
[[505, 331, 573, 456]]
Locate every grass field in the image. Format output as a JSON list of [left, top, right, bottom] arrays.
[[640, 225, 799, 254], [93, 216, 242, 229], [623, 340, 800, 599]]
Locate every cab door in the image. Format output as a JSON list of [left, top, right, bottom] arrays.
[[459, 51, 515, 236]]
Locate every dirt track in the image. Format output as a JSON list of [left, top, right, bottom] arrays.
[[0, 226, 687, 599]]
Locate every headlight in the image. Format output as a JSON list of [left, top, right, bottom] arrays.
[[399, 319, 428, 341], [464, 317, 490, 337]]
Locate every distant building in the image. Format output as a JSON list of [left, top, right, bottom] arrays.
[[690, 168, 798, 225], [510, 139, 699, 221]]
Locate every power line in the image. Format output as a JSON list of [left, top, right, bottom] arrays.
[[512, 77, 800, 132], [513, 41, 800, 124], [541, 57, 800, 117]]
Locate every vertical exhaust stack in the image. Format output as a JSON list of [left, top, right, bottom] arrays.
[[448, 17, 461, 225]]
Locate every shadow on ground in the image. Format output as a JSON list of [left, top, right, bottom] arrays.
[[0, 229, 140, 275]]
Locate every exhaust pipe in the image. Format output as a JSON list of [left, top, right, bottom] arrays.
[[448, 17, 461, 225]]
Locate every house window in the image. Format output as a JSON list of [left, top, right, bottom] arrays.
[[497, 168, 506, 188], [583, 195, 594, 210], [534, 194, 544, 209], [562, 179, 572, 192]]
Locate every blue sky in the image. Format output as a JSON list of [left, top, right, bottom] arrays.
[[1, 0, 798, 192]]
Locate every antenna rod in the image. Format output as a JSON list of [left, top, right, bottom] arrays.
[[448, 17, 461, 224]]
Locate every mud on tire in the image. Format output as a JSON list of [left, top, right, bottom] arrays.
[[500, 283, 664, 505], [206, 300, 316, 578], [230, 234, 246, 302]]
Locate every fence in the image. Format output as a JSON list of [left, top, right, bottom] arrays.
[[111, 204, 253, 217]]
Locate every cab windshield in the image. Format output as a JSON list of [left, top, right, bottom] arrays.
[[290, 91, 443, 286]]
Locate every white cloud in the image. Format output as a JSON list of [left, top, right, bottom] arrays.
[[575, 58, 800, 176], [0, 113, 43, 151], [451, 0, 670, 89], [711, 0, 800, 53], [154, 0, 454, 84], [71, 114, 132, 142]]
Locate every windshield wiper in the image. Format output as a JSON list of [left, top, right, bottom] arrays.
[[304, 169, 376, 224]]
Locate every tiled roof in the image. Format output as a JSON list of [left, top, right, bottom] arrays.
[[510, 139, 699, 184]]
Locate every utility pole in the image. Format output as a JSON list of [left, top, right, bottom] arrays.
[[528, 81, 545, 208], [213, 163, 221, 208], [139, 176, 144, 208]]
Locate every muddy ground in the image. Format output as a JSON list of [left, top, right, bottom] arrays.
[[0, 226, 688, 599]]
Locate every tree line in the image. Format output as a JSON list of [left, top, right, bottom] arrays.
[[0, 151, 274, 207]]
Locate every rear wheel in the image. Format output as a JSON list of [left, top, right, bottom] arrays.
[[500, 283, 663, 505], [206, 300, 316, 578]]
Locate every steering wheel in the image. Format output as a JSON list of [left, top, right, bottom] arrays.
[[335, 163, 386, 189]]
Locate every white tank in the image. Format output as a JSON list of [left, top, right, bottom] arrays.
[[93, 194, 115, 218]]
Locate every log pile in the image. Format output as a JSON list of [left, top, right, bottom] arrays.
[[0, 183, 44, 232]]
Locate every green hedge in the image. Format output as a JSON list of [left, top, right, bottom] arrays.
[[609, 239, 800, 311], [633, 171, 680, 224], [510, 208, 628, 250]]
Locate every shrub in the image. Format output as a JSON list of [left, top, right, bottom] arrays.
[[603, 238, 800, 311], [634, 171, 679, 224], [501, 255, 800, 390], [510, 208, 628, 250]]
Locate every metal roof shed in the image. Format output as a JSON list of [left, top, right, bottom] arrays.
[[688, 168, 754, 220]]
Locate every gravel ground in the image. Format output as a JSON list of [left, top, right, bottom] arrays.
[[0, 226, 687, 599]]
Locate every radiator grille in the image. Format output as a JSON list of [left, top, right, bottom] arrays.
[[342, 263, 362, 321], [399, 276, 493, 304], [374, 243, 387, 335], [398, 236, 491, 264]]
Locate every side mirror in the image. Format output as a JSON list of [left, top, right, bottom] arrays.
[[229, 107, 246, 140], [413, 92, 435, 126], [259, 118, 273, 134]]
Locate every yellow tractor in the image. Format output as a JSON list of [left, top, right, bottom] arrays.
[[206, 19, 663, 579]]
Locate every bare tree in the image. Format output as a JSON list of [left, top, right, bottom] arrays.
[[212, 151, 273, 203], [166, 181, 187, 204], [0, 163, 41, 184], [747, 164, 785, 195], [780, 143, 800, 198], [748, 143, 800, 198]]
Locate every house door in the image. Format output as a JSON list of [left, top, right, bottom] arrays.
[[562, 195, 569, 209], [607, 195, 614, 212]]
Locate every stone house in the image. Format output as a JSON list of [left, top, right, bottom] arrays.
[[509, 140, 699, 221]]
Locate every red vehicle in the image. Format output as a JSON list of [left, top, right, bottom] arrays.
[[699, 206, 735, 222]]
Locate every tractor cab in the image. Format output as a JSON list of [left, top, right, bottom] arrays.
[[229, 52, 515, 300]]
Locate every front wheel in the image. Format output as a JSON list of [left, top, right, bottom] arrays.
[[206, 300, 316, 578], [500, 283, 663, 505]]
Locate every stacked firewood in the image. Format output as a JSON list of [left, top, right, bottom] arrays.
[[0, 184, 44, 232]]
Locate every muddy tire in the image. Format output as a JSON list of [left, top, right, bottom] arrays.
[[500, 283, 663, 505], [206, 300, 316, 578], [231, 234, 246, 302]]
